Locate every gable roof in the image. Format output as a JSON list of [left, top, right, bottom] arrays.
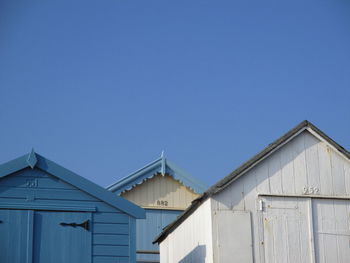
[[107, 153, 206, 195], [0, 150, 145, 219], [154, 120, 350, 244]]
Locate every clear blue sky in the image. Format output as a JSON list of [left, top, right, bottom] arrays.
[[0, 0, 349, 188]]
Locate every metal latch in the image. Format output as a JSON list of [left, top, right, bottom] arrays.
[[60, 220, 89, 231], [259, 200, 264, 211]]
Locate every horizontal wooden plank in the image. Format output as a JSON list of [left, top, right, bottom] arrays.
[[10, 168, 51, 178], [0, 202, 96, 211], [93, 256, 129, 263], [0, 176, 76, 190], [94, 223, 129, 235], [94, 213, 129, 224], [93, 234, 129, 246], [93, 245, 129, 256], [0, 198, 121, 212], [0, 187, 97, 201]]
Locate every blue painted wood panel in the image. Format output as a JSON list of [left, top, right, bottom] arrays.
[[136, 209, 182, 262], [0, 168, 136, 263], [93, 256, 129, 263], [0, 209, 32, 263], [33, 211, 91, 263]]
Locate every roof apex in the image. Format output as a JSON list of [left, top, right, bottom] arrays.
[[107, 154, 206, 195]]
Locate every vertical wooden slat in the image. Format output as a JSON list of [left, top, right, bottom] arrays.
[[331, 151, 346, 196], [293, 132, 308, 194], [318, 143, 333, 195], [280, 145, 295, 194], [255, 161, 270, 195], [129, 217, 136, 263], [268, 153, 283, 194], [344, 161, 350, 195], [304, 133, 321, 193], [307, 198, 316, 263], [26, 210, 34, 263]]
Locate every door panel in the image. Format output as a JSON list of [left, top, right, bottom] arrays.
[[215, 210, 253, 263], [313, 199, 350, 263], [33, 211, 91, 263], [0, 209, 32, 263], [262, 197, 312, 263]]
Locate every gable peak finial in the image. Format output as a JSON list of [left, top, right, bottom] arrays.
[[27, 148, 38, 169], [160, 150, 166, 176]]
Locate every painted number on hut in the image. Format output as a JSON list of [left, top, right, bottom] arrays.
[[26, 179, 38, 188], [157, 200, 168, 206], [302, 186, 320, 195]]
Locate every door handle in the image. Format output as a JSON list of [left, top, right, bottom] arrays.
[[60, 220, 89, 231]]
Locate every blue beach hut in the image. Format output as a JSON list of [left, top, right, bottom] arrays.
[[0, 150, 145, 263], [107, 153, 206, 263]]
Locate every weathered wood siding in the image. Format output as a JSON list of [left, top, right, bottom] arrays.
[[121, 174, 199, 210], [211, 130, 350, 262], [0, 168, 135, 263], [159, 199, 213, 263]]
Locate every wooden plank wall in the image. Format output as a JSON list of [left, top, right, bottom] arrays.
[[159, 199, 214, 263], [211, 130, 350, 263], [0, 168, 133, 263], [121, 174, 199, 210]]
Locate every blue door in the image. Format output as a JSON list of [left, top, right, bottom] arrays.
[[0, 209, 33, 263], [0, 209, 91, 263], [33, 211, 91, 263]]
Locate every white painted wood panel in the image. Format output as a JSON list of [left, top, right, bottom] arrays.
[[292, 133, 308, 195], [331, 151, 347, 196], [280, 145, 295, 194], [121, 174, 199, 209], [160, 238, 169, 263], [345, 161, 350, 196], [261, 197, 312, 263], [214, 210, 253, 263], [160, 130, 350, 263], [211, 131, 350, 263], [214, 176, 245, 211], [268, 153, 283, 194], [159, 199, 213, 263], [317, 144, 333, 195], [304, 133, 321, 196], [254, 161, 270, 194], [313, 199, 350, 263]]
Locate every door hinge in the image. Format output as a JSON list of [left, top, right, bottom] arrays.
[[60, 220, 90, 231]]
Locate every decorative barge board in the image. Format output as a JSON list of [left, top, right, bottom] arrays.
[[107, 153, 206, 263], [0, 150, 145, 263], [154, 120, 350, 263]]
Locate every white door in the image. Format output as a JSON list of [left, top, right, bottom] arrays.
[[313, 199, 350, 263], [214, 210, 253, 263], [261, 197, 312, 263]]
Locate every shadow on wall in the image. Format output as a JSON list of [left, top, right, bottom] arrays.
[[179, 245, 206, 263]]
